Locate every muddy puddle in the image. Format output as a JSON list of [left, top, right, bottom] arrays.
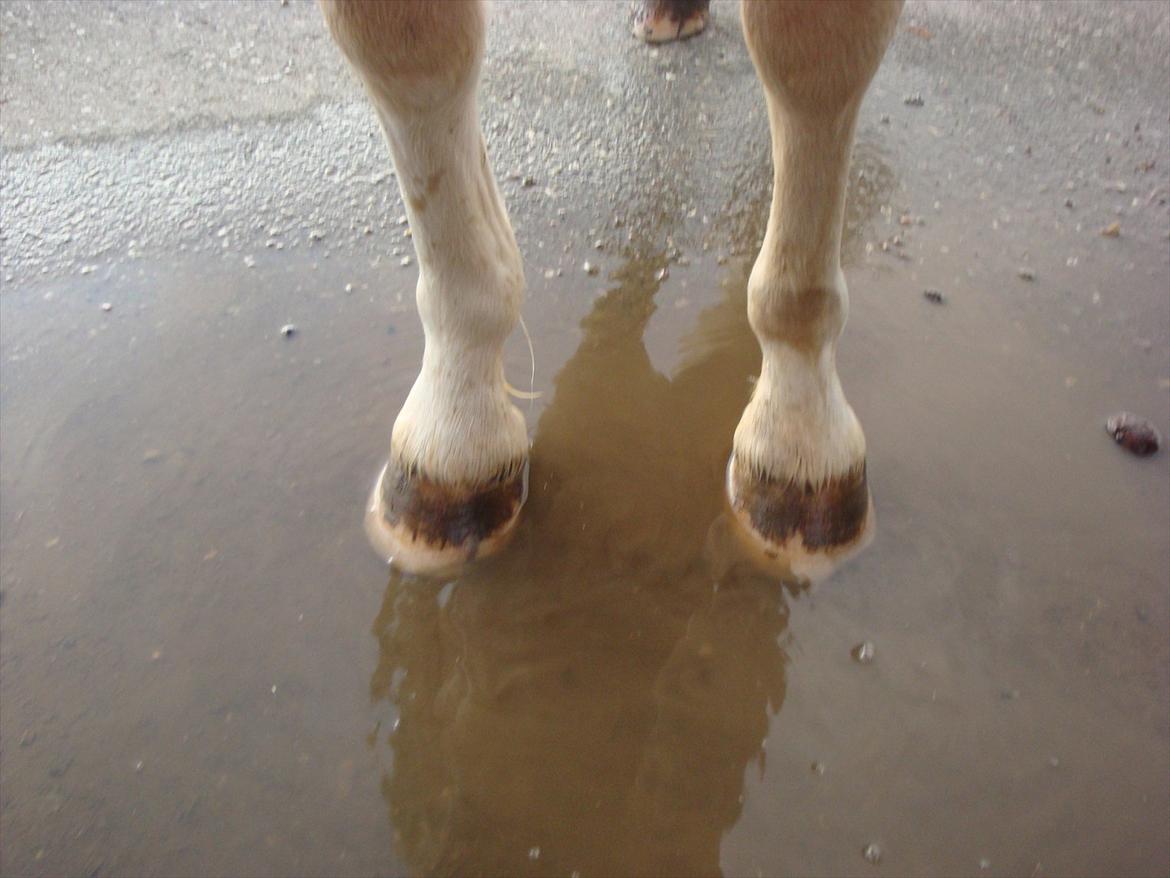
[[3, 189, 1167, 875], [3, 34, 1170, 876]]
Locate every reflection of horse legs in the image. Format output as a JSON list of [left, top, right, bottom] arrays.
[[729, 1, 902, 580], [322, 1, 528, 574]]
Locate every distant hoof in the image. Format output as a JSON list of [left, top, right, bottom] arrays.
[[726, 456, 874, 583], [365, 459, 528, 576], [632, 0, 709, 44]]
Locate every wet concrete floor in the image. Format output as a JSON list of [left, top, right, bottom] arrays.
[[1, 2, 1168, 876]]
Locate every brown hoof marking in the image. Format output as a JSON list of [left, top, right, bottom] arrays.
[[632, 0, 710, 43], [730, 458, 870, 551], [381, 459, 527, 554]]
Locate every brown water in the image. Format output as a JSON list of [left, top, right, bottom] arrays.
[[2, 137, 1169, 877]]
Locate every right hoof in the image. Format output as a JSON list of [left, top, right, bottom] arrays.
[[365, 459, 528, 576], [726, 455, 874, 583], [632, 0, 709, 44]]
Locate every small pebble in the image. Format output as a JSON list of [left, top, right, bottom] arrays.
[[851, 641, 875, 664], [344, 283, 354, 293], [1100, 221, 1121, 238], [400, 256, 413, 267], [100, 302, 113, 312], [863, 843, 882, 865], [879, 114, 891, 124], [980, 858, 991, 870], [923, 289, 944, 304], [1105, 412, 1160, 456], [528, 847, 541, 861], [811, 761, 826, 776], [134, 760, 144, 773], [903, 94, 924, 107], [1017, 268, 1036, 282], [521, 175, 536, 188], [583, 261, 599, 276], [1000, 688, 1020, 701], [142, 449, 162, 463], [1048, 756, 1060, 768], [654, 267, 669, 282], [280, 324, 297, 338]]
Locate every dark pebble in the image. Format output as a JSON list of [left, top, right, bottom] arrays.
[[923, 289, 945, 304], [1105, 412, 1161, 457]]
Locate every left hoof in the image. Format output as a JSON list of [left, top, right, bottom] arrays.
[[632, 0, 709, 44], [364, 460, 527, 576], [726, 455, 874, 582]]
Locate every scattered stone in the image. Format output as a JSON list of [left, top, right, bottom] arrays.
[[344, 283, 354, 293], [593, 239, 604, 251], [142, 449, 162, 463], [521, 175, 536, 188], [243, 255, 256, 268], [279, 324, 297, 338], [863, 843, 883, 865], [980, 858, 991, 870], [400, 255, 413, 267], [1017, 267, 1036, 282], [134, 760, 144, 773], [903, 94, 924, 107], [1064, 198, 1075, 209], [583, 261, 599, 276], [923, 289, 945, 304], [80, 265, 96, 275], [100, 302, 113, 312], [654, 267, 669, 282], [1000, 688, 1020, 701], [851, 641, 875, 664], [308, 229, 325, 241], [1100, 221, 1121, 238], [1105, 412, 1161, 457], [811, 761, 826, 776]]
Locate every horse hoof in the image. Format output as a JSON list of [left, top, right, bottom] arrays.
[[632, 0, 709, 44], [365, 459, 528, 576], [725, 455, 874, 583]]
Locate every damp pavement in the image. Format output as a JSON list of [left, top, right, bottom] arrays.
[[1, 2, 1168, 876]]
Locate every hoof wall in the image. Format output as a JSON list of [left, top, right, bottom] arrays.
[[365, 460, 527, 576], [726, 456, 874, 583], [632, 0, 709, 44]]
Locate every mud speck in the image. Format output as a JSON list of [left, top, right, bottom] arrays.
[[1105, 412, 1161, 456]]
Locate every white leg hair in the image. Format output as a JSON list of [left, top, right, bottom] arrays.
[[729, 1, 902, 578], [322, 1, 528, 571]]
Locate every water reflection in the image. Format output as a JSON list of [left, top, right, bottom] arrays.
[[370, 258, 797, 876]]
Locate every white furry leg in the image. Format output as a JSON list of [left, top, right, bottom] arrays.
[[729, 1, 901, 581], [323, 1, 528, 573]]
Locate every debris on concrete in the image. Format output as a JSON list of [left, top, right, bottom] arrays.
[[1105, 412, 1161, 456]]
